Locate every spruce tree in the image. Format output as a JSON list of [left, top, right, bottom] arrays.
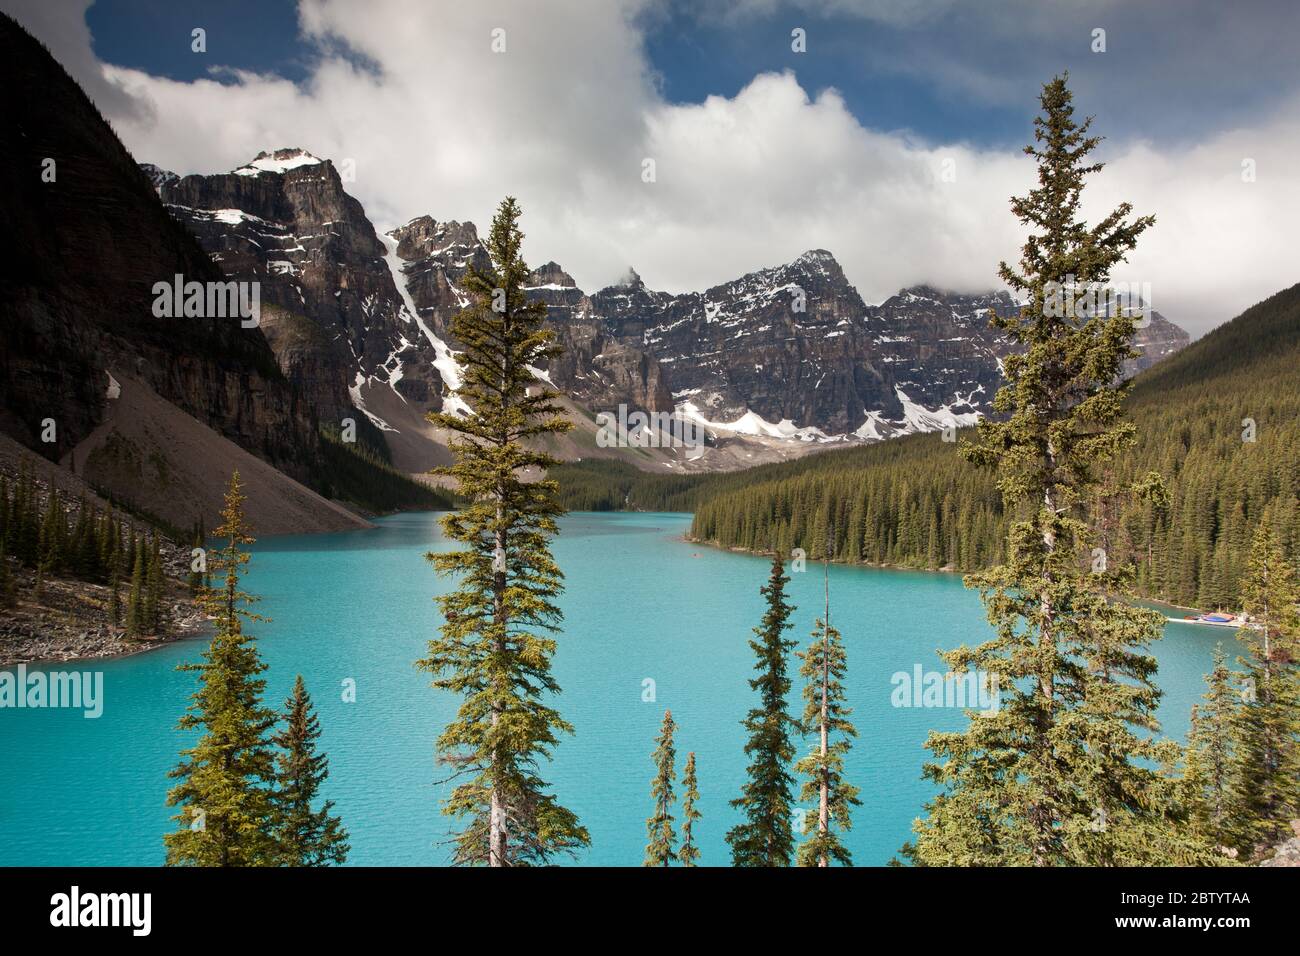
[[907, 75, 1207, 866], [796, 537, 859, 867], [417, 197, 588, 866], [0, 541, 14, 610], [0, 476, 9, 547], [16, 472, 39, 566], [644, 708, 677, 866], [109, 571, 122, 624], [1227, 525, 1300, 858], [1183, 645, 1236, 855], [164, 471, 280, 867], [125, 546, 145, 638], [108, 546, 122, 625], [271, 675, 350, 866], [727, 551, 798, 866], [678, 752, 701, 867], [146, 535, 166, 634], [795, 551, 860, 866]]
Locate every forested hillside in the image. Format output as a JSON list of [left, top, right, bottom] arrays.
[[564, 283, 1300, 610]]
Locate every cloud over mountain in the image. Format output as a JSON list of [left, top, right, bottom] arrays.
[[5, 0, 1298, 336]]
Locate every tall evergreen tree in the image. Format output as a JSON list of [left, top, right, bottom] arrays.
[[727, 551, 798, 866], [795, 547, 859, 866], [0, 476, 10, 547], [1183, 645, 1236, 854], [271, 675, 350, 866], [907, 75, 1208, 866], [678, 751, 701, 867], [164, 471, 280, 867], [108, 546, 123, 626], [125, 545, 145, 638], [144, 535, 165, 634], [417, 197, 588, 866], [644, 709, 678, 866], [1226, 526, 1300, 858], [0, 540, 14, 610]]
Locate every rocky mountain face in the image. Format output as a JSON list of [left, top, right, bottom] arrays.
[[385, 220, 1186, 443], [591, 253, 999, 437], [0, 15, 316, 476], [387, 221, 674, 416], [154, 149, 449, 432], [1126, 308, 1190, 377], [141, 140, 1191, 464]]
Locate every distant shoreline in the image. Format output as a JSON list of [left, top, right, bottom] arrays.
[[680, 531, 1211, 618]]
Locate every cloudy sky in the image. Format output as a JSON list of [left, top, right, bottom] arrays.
[[6, 0, 1298, 336]]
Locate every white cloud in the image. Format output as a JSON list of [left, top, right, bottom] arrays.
[[5, 0, 1297, 336]]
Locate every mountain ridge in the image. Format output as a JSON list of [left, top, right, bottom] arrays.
[[144, 144, 1191, 474]]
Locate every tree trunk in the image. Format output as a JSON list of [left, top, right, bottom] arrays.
[[818, 559, 829, 867], [1034, 445, 1058, 866]]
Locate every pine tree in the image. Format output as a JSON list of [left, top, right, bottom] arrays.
[[1183, 645, 1236, 855], [271, 675, 350, 866], [907, 75, 1207, 866], [0, 476, 9, 548], [125, 546, 145, 638], [16, 472, 39, 567], [795, 547, 860, 866], [108, 545, 122, 626], [109, 571, 122, 624], [644, 708, 677, 866], [35, 489, 62, 598], [0, 540, 14, 610], [146, 535, 166, 634], [417, 197, 588, 866], [1226, 526, 1300, 858], [727, 551, 798, 866], [164, 471, 280, 867], [678, 751, 701, 867]]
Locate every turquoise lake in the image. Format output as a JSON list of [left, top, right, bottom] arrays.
[[0, 511, 1235, 866]]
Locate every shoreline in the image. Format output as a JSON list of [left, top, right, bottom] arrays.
[[680, 532, 1210, 617], [0, 572, 212, 668]]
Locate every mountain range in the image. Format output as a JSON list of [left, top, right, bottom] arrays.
[[0, 11, 1189, 533], [146, 147, 1188, 472]]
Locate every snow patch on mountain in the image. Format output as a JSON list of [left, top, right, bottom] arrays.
[[677, 402, 840, 443], [380, 232, 471, 418], [348, 371, 398, 432], [234, 149, 324, 177], [893, 386, 981, 435]]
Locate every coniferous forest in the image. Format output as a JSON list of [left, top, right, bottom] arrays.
[[569, 280, 1300, 612]]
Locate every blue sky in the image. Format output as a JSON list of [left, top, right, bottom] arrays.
[[86, 0, 315, 84], [9, 0, 1299, 336], [83, 0, 1300, 152]]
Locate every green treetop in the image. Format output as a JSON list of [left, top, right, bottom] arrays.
[[727, 550, 799, 866], [164, 471, 279, 867], [644, 708, 678, 866]]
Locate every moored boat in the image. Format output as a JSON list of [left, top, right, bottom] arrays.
[[1167, 611, 1260, 629]]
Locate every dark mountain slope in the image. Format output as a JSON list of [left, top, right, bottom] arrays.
[[0, 12, 309, 469], [0, 14, 445, 526]]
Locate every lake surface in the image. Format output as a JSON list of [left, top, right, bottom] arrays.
[[0, 511, 1235, 866]]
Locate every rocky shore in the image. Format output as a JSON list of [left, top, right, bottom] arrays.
[[0, 571, 208, 666]]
